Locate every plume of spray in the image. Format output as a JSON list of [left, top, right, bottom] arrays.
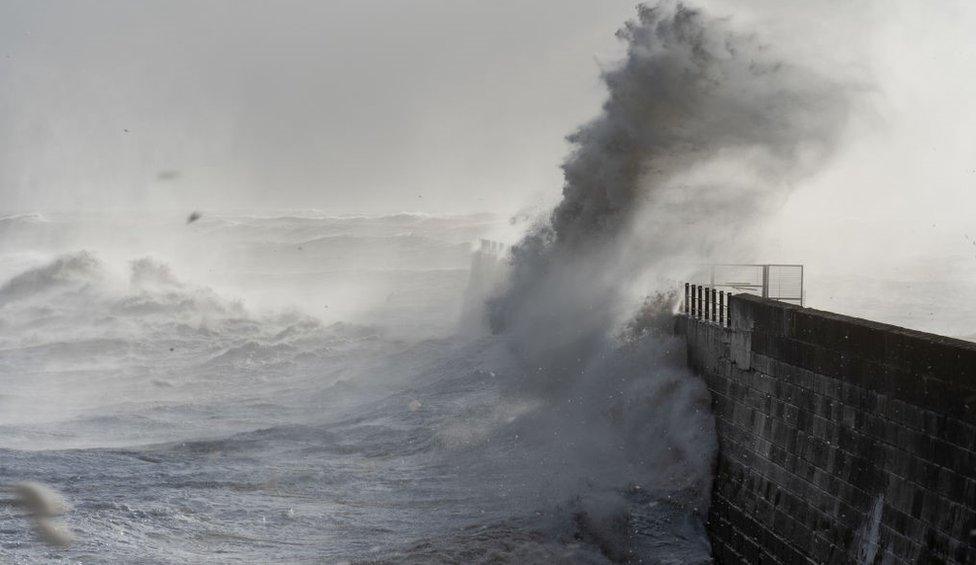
[[492, 2, 850, 345], [482, 1, 852, 554]]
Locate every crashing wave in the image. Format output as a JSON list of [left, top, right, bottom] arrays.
[[0, 251, 105, 306]]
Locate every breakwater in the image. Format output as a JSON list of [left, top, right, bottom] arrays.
[[677, 294, 976, 563]]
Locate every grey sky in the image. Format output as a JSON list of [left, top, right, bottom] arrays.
[[1, 0, 975, 231], [0, 0, 637, 214]]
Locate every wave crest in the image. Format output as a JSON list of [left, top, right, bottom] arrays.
[[0, 251, 105, 306]]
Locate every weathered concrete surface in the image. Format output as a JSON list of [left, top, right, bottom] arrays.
[[678, 294, 976, 564]]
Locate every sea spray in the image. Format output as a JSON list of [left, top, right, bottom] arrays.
[[492, 2, 850, 340], [482, 2, 852, 558]]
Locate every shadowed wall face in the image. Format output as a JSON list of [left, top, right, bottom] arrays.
[[680, 295, 976, 564]]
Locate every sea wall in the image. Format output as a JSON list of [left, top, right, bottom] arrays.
[[677, 294, 976, 564]]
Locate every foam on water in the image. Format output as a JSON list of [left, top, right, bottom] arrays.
[[0, 210, 717, 563]]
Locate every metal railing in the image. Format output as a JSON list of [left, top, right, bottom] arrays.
[[683, 283, 732, 328], [688, 264, 803, 307], [478, 239, 506, 256]]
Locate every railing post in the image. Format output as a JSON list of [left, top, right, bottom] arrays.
[[702, 286, 707, 322], [697, 285, 703, 320], [684, 283, 690, 315], [711, 287, 717, 323], [705, 286, 710, 322], [702, 285, 708, 322], [719, 291, 725, 326], [727, 294, 733, 327], [761, 265, 770, 299]]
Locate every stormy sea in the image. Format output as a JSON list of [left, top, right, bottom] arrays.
[[0, 211, 714, 563], [7, 2, 937, 562]]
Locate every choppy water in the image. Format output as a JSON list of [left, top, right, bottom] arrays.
[[0, 212, 713, 563]]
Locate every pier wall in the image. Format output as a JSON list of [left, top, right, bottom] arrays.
[[678, 295, 976, 563]]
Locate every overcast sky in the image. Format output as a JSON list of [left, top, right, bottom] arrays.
[[0, 0, 640, 214], [1, 0, 975, 228]]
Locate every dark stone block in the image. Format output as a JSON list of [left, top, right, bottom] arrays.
[[944, 417, 976, 451], [680, 299, 976, 564], [734, 294, 976, 386], [952, 540, 976, 565]]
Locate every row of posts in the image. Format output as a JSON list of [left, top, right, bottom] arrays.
[[684, 283, 730, 327]]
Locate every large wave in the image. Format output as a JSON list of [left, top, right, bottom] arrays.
[[475, 2, 853, 559], [0, 251, 391, 451]]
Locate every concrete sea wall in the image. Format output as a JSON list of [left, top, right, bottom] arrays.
[[678, 294, 976, 564]]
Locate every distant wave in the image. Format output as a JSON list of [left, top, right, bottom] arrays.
[[0, 250, 104, 306], [0, 212, 47, 223], [201, 211, 497, 223]]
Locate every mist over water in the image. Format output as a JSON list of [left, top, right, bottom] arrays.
[[0, 212, 525, 562], [0, 213, 713, 562], [492, 3, 850, 340], [0, 2, 866, 564], [479, 5, 853, 557], [0, 213, 715, 562]]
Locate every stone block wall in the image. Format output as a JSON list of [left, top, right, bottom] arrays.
[[679, 294, 976, 564]]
